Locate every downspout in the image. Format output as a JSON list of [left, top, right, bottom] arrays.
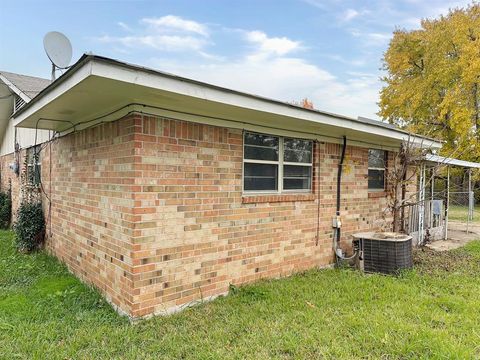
[[315, 140, 321, 246], [333, 136, 357, 260], [336, 136, 347, 217]]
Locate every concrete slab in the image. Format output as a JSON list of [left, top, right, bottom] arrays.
[[425, 221, 480, 251]]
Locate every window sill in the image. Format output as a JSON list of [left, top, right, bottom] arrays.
[[368, 191, 387, 199], [242, 193, 316, 204]]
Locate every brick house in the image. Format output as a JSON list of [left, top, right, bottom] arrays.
[[0, 55, 441, 318]]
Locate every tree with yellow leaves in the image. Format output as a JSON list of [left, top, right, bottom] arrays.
[[379, 3, 480, 161]]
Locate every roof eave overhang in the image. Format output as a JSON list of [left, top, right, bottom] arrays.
[[424, 154, 480, 169], [12, 55, 442, 151], [0, 73, 31, 103]]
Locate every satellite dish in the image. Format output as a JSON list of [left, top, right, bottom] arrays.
[[43, 31, 72, 80]]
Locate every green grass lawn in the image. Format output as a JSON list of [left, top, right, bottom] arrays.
[[2, 231, 480, 359], [449, 204, 480, 223]]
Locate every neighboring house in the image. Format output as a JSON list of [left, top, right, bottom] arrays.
[[0, 71, 52, 214], [0, 71, 51, 154], [0, 54, 441, 318]]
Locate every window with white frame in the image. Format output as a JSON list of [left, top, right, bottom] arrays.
[[243, 132, 313, 192], [368, 149, 386, 190]]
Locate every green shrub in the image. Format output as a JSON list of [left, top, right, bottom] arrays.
[[0, 191, 12, 229], [13, 201, 45, 252]]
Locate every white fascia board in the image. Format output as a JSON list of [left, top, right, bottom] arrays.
[[425, 154, 480, 169], [0, 74, 30, 103], [90, 60, 442, 149], [404, 135, 443, 150], [12, 62, 94, 127]]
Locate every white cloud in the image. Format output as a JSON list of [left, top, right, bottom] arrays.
[[149, 48, 381, 119], [350, 30, 391, 47], [117, 21, 133, 32], [365, 32, 391, 46], [97, 34, 207, 51], [301, 0, 329, 10], [342, 9, 360, 22], [339, 8, 371, 22], [95, 15, 210, 53], [97, 16, 382, 118], [325, 54, 366, 67], [141, 15, 209, 37], [245, 30, 301, 57]]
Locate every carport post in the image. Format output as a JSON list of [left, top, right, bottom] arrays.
[[430, 167, 435, 228], [444, 166, 450, 240], [418, 163, 426, 245], [467, 168, 472, 234], [468, 168, 473, 221]]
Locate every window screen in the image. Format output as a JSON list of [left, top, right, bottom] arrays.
[[283, 138, 312, 190], [368, 149, 385, 190]]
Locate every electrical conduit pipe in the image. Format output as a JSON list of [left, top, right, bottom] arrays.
[[334, 136, 358, 260]]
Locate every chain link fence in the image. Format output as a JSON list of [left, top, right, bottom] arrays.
[[448, 191, 475, 223]]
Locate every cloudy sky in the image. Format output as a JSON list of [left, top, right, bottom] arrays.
[[0, 0, 470, 119]]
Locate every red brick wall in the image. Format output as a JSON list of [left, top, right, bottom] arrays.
[[41, 118, 139, 315], [129, 115, 394, 317], [0, 114, 399, 318]]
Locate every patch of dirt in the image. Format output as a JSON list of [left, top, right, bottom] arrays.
[[413, 246, 480, 275], [448, 221, 480, 235]]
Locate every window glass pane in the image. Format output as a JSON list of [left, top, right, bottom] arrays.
[[244, 133, 279, 147], [26, 146, 41, 186], [244, 133, 279, 161], [284, 165, 311, 177], [284, 138, 312, 163], [284, 178, 311, 190], [244, 146, 279, 161], [368, 169, 385, 189], [283, 165, 311, 190], [244, 163, 278, 191], [368, 149, 385, 168], [34, 164, 41, 185]]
